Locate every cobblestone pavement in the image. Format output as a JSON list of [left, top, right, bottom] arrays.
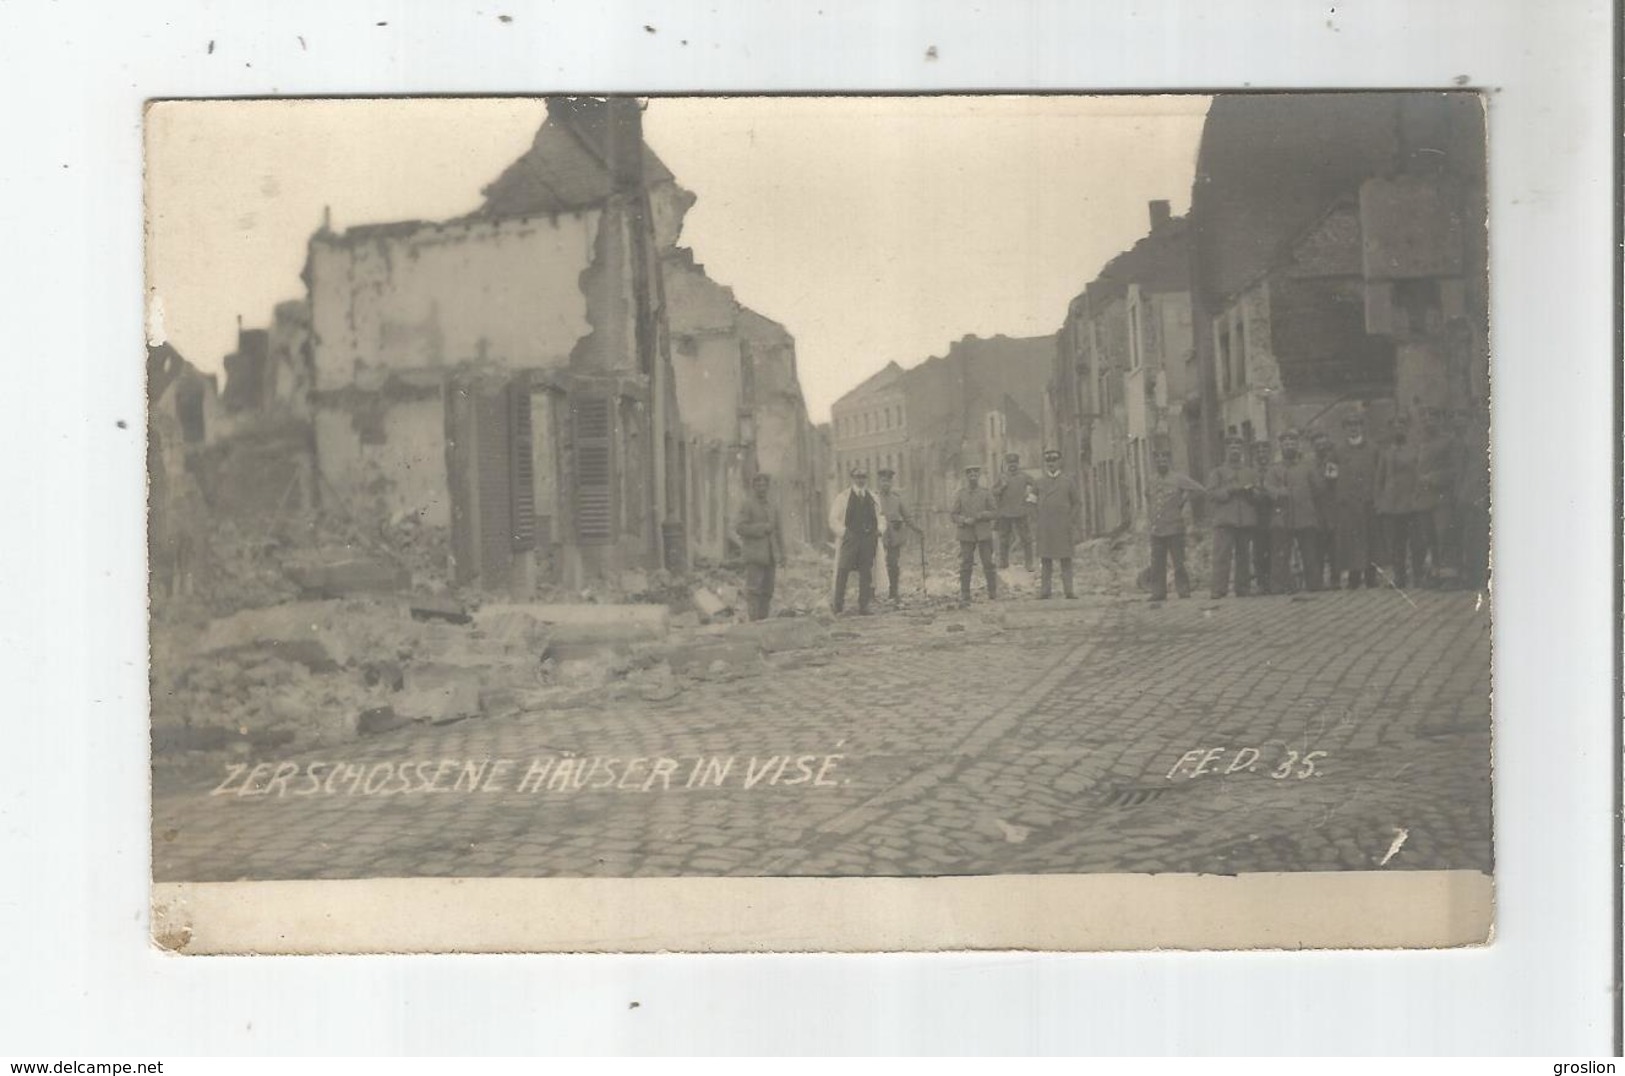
[[152, 584, 1492, 881]]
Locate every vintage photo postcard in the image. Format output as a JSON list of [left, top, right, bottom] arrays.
[[145, 93, 1493, 953]]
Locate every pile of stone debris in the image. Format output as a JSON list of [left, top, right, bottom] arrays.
[[151, 584, 840, 765]]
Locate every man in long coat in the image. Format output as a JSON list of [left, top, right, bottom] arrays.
[[734, 472, 786, 620], [1329, 412, 1380, 588], [1033, 448, 1081, 599]]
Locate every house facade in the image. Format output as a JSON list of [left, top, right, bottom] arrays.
[[1189, 93, 1488, 451], [1050, 201, 1196, 537], [304, 97, 685, 592]]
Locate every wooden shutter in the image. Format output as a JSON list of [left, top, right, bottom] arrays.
[[509, 383, 536, 552], [573, 395, 613, 544]]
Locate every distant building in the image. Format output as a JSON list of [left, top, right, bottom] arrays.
[[830, 333, 1052, 540]]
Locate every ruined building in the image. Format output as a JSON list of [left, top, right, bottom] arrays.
[[1189, 92, 1489, 453], [662, 249, 825, 562], [1047, 200, 1196, 537], [302, 96, 823, 592]]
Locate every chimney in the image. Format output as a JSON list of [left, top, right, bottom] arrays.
[[1149, 199, 1172, 231], [605, 97, 645, 193]]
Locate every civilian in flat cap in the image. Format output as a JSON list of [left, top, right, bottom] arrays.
[[1329, 412, 1380, 589], [875, 468, 917, 603], [1033, 448, 1081, 599], [828, 464, 887, 615], [1205, 434, 1258, 598], [992, 452, 1036, 572], [950, 464, 999, 605], [734, 471, 785, 620], [1263, 428, 1327, 593], [1144, 446, 1205, 601]]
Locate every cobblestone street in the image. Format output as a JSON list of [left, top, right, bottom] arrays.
[[152, 585, 1492, 882]]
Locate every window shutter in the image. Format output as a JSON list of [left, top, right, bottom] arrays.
[[509, 383, 536, 552], [573, 396, 614, 544]]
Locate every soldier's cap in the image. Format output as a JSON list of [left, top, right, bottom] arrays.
[[1004, 453, 1020, 463], [876, 468, 895, 478], [964, 464, 982, 473], [1278, 428, 1303, 441], [848, 465, 868, 477], [1043, 448, 1062, 459]]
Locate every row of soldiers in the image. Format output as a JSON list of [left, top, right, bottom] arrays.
[[738, 406, 1488, 620], [1150, 407, 1490, 601], [824, 449, 1085, 612]]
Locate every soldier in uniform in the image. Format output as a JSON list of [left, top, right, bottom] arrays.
[[1417, 405, 1461, 587], [1375, 413, 1427, 588], [992, 452, 1036, 572], [1264, 428, 1327, 593], [1033, 448, 1081, 599], [1309, 430, 1339, 589], [733, 471, 786, 621], [1329, 412, 1380, 588], [827, 464, 887, 615], [1205, 434, 1258, 598], [875, 468, 917, 603], [1144, 446, 1205, 601], [950, 464, 999, 605], [1249, 438, 1276, 595], [1454, 403, 1491, 590]]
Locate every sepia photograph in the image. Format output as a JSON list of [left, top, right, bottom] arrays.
[[145, 92, 1493, 951]]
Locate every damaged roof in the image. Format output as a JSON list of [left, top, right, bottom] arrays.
[[476, 97, 677, 219]]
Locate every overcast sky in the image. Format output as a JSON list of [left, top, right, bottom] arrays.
[[147, 95, 1209, 422]]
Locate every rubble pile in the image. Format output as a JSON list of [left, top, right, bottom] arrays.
[[151, 588, 840, 761]]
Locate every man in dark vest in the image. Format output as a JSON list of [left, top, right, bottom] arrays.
[[827, 464, 887, 615]]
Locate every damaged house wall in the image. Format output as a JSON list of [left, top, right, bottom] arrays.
[[737, 307, 820, 551], [306, 210, 601, 533], [1049, 203, 1193, 537], [662, 250, 748, 563], [1189, 92, 1487, 448]]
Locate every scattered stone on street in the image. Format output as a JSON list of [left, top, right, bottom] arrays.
[[153, 585, 1491, 881]]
